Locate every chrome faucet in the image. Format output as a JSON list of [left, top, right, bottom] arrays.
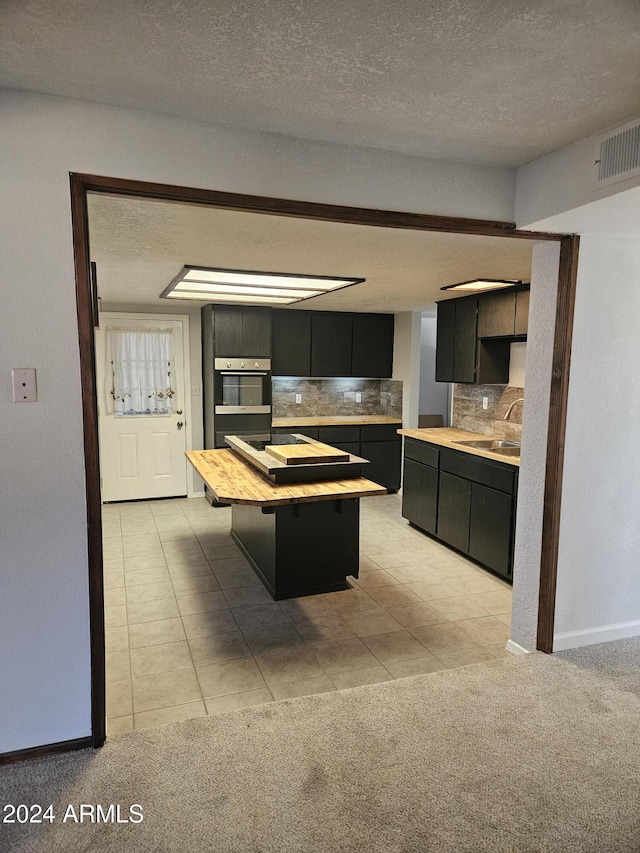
[[503, 397, 525, 420]]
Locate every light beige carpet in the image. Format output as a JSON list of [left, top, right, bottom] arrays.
[[3, 650, 640, 852]]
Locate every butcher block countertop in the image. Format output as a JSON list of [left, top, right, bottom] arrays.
[[272, 415, 402, 428], [186, 449, 387, 507], [398, 427, 520, 467]]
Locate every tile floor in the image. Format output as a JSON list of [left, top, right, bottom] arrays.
[[102, 493, 512, 735]]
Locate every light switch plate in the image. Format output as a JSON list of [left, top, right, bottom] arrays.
[[295, 393, 302, 404], [482, 396, 489, 410], [356, 392, 362, 403], [12, 368, 37, 402]]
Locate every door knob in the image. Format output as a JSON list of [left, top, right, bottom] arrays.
[[176, 409, 183, 415], [177, 421, 184, 430]]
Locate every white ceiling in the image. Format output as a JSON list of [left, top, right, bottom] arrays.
[[2, 1, 640, 166], [88, 194, 533, 312]]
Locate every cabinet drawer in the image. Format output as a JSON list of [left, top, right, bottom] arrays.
[[360, 424, 401, 442], [318, 426, 360, 444], [440, 449, 515, 494], [404, 438, 439, 468]]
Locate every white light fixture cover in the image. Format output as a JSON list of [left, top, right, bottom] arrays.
[[161, 266, 364, 304], [440, 278, 523, 292]]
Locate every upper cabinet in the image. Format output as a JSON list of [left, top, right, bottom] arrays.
[[477, 290, 517, 338], [435, 297, 477, 383], [209, 305, 272, 357], [272, 309, 394, 378]]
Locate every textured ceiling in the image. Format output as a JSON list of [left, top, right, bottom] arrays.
[[2, 1, 640, 165], [88, 194, 533, 312]]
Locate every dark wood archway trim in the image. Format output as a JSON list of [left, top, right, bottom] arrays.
[[68, 172, 571, 750], [536, 235, 580, 652]]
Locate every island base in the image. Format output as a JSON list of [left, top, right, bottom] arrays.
[[230, 498, 360, 600]]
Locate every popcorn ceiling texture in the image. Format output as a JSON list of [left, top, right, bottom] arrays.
[[272, 378, 402, 419], [451, 384, 524, 442]]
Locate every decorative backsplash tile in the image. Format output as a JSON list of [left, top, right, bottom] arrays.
[[272, 378, 403, 419], [452, 384, 524, 441]]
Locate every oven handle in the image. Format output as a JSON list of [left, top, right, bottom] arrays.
[[218, 371, 269, 376]]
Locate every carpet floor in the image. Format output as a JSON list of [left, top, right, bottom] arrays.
[[3, 646, 640, 852]]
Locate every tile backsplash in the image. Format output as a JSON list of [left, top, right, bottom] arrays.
[[272, 378, 403, 419], [452, 384, 524, 441]]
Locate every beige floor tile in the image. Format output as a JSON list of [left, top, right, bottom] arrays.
[[214, 568, 262, 589], [103, 558, 124, 573], [255, 646, 325, 686], [104, 604, 127, 628], [106, 715, 133, 736], [161, 538, 203, 554], [384, 565, 443, 584], [104, 586, 126, 607], [158, 529, 198, 543], [127, 596, 180, 625], [106, 678, 132, 717], [365, 552, 427, 570], [106, 649, 131, 683], [123, 537, 162, 556], [177, 591, 229, 616], [410, 622, 479, 654], [330, 665, 393, 690], [485, 643, 510, 659], [311, 637, 379, 674], [446, 574, 507, 595], [167, 561, 214, 579], [455, 616, 511, 646], [384, 602, 444, 630], [134, 701, 207, 731], [323, 588, 379, 615], [132, 668, 202, 712], [124, 555, 168, 573], [270, 676, 335, 701], [497, 612, 512, 628], [340, 609, 404, 637], [466, 590, 513, 615], [181, 608, 238, 639], [279, 596, 337, 622], [353, 569, 398, 589], [223, 585, 274, 609], [125, 581, 175, 604], [128, 617, 186, 648], [188, 631, 251, 666], [105, 625, 129, 652], [124, 567, 171, 587], [197, 657, 267, 698], [163, 551, 209, 567], [170, 574, 221, 596], [404, 580, 459, 601], [367, 585, 423, 609], [203, 547, 244, 563], [362, 630, 429, 664], [429, 596, 490, 622], [386, 655, 446, 678], [130, 641, 193, 677], [232, 603, 292, 632], [434, 647, 496, 668], [242, 624, 306, 654], [103, 572, 125, 591], [294, 616, 356, 644], [205, 688, 273, 715]]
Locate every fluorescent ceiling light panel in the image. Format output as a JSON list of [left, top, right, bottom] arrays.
[[440, 279, 523, 292], [161, 266, 364, 304]]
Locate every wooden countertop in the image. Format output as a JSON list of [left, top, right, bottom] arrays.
[[398, 427, 520, 467], [186, 449, 388, 507], [272, 415, 402, 427]]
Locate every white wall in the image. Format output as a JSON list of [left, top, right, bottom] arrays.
[[0, 88, 517, 752], [418, 315, 450, 424], [393, 312, 422, 428], [510, 242, 560, 651]]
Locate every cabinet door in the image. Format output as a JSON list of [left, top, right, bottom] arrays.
[[351, 314, 394, 378], [515, 289, 529, 336], [401, 458, 438, 534], [437, 471, 471, 553], [311, 313, 353, 376], [361, 440, 401, 491], [435, 300, 455, 382], [330, 441, 360, 457], [453, 298, 478, 383], [477, 291, 516, 338], [242, 307, 271, 357], [213, 307, 244, 356], [271, 310, 311, 375], [469, 483, 514, 579]]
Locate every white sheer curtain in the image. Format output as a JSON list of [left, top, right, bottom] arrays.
[[107, 329, 175, 415]]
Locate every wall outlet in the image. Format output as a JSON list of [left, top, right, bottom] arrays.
[[12, 368, 37, 402], [482, 396, 489, 410], [295, 393, 302, 404], [355, 392, 362, 403]]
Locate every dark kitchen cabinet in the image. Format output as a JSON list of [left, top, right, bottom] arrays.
[[435, 297, 477, 383], [271, 310, 311, 376], [311, 313, 353, 376], [361, 441, 401, 492], [210, 305, 271, 357], [515, 289, 530, 336], [351, 313, 394, 378], [477, 290, 517, 338], [469, 484, 514, 579], [437, 471, 472, 553], [402, 457, 438, 535]]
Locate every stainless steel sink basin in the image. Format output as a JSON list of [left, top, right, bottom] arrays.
[[454, 439, 520, 450], [489, 446, 520, 457]]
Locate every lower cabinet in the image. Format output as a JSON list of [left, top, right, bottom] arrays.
[[402, 437, 516, 581]]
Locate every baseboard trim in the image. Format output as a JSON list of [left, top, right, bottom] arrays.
[[553, 619, 640, 651], [506, 639, 530, 656], [0, 736, 93, 766]]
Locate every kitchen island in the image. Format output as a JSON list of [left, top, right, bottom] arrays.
[[186, 448, 386, 599]]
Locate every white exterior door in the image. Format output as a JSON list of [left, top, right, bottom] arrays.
[[96, 314, 189, 502]]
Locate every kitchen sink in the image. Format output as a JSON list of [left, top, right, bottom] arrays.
[[489, 446, 520, 457], [454, 439, 520, 450]]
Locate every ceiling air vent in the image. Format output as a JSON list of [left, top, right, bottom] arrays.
[[594, 119, 640, 188]]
